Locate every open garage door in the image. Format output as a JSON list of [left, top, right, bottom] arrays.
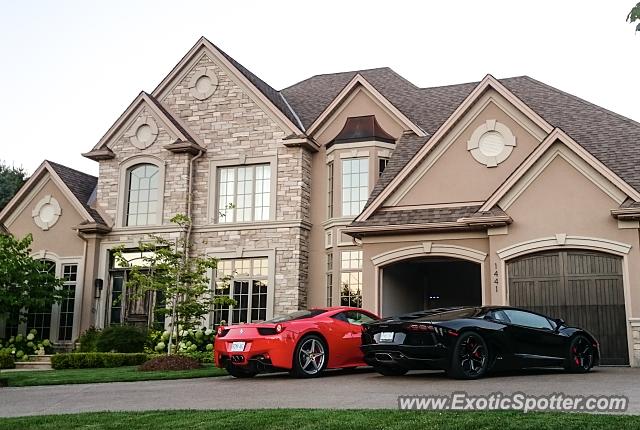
[[381, 258, 482, 317], [508, 250, 628, 365]]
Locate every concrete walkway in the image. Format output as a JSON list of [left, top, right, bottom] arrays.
[[1, 367, 639, 417]]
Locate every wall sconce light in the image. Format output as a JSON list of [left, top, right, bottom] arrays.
[[94, 278, 104, 299]]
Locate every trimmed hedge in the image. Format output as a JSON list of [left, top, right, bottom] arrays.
[[51, 353, 149, 369], [96, 325, 147, 353], [0, 351, 15, 369]]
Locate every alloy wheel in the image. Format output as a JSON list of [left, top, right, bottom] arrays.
[[458, 334, 488, 378], [571, 336, 594, 370], [298, 338, 326, 375]]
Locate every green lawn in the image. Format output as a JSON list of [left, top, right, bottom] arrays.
[[0, 410, 638, 430], [0, 365, 226, 387]]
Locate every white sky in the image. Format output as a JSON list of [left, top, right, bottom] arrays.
[[1, 1, 638, 176]]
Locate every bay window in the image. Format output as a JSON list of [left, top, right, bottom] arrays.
[[340, 250, 362, 308], [341, 158, 368, 216]]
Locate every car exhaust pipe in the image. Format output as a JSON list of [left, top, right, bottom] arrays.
[[375, 352, 394, 362]]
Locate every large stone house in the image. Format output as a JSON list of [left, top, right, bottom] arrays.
[[1, 37, 639, 366]]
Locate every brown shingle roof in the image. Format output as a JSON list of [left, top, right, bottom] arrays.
[[349, 205, 481, 228], [47, 161, 106, 226]]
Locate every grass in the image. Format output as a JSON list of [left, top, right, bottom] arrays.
[[0, 364, 226, 387], [0, 410, 638, 430]]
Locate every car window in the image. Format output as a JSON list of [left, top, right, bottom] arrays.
[[503, 310, 554, 330], [267, 309, 327, 323], [489, 310, 511, 323], [346, 311, 377, 325]]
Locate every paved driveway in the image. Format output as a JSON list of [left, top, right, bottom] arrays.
[[1, 367, 639, 417]]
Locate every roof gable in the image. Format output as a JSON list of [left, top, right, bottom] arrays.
[[0, 161, 101, 228], [356, 75, 554, 222], [151, 37, 303, 134], [84, 92, 202, 156]]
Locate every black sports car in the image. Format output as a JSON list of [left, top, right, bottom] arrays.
[[361, 306, 599, 379]]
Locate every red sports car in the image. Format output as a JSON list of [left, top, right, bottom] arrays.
[[214, 307, 379, 378]]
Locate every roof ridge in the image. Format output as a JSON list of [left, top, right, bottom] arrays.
[[520, 75, 640, 129], [280, 67, 393, 91]]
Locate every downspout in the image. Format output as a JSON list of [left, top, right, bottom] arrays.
[[185, 149, 204, 256]]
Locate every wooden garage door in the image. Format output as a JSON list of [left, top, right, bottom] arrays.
[[508, 250, 628, 365]]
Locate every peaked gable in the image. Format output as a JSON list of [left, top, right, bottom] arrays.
[[151, 37, 303, 135], [356, 75, 554, 221], [84, 92, 203, 158]]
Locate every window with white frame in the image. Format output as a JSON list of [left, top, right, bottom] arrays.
[[26, 260, 56, 339], [340, 250, 362, 308], [218, 164, 271, 223], [326, 253, 333, 306], [327, 162, 334, 218], [341, 158, 368, 216], [212, 258, 269, 325], [58, 264, 77, 341], [126, 164, 160, 226], [378, 157, 389, 177]]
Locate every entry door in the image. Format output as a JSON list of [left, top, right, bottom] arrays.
[[508, 250, 628, 365]]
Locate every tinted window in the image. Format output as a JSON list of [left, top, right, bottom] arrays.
[[267, 309, 327, 323], [342, 311, 377, 325], [504, 310, 553, 330], [489, 310, 511, 323]]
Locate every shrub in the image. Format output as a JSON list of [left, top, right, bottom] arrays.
[[146, 326, 214, 355], [139, 355, 200, 372], [0, 350, 15, 369], [0, 330, 54, 359], [179, 351, 214, 364], [76, 327, 101, 352], [51, 353, 148, 369], [96, 325, 147, 353]]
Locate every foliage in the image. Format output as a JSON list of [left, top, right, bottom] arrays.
[[0, 161, 27, 210], [0, 234, 65, 323], [629, 3, 640, 32], [179, 351, 214, 364], [113, 214, 235, 354], [76, 327, 101, 352], [0, 350, 15, 369], [96, 325, 147, 353], [138, 355, 200, 371], [2, 410, 640, 430], [146, 326, 214, 357], [51, 353, 149, 369], [1, 365, 226, 387], [0, 329, 54, 361]]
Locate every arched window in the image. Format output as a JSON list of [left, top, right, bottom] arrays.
[[126, 164, 159, 226]]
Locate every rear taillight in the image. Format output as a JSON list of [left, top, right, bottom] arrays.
[[403, 323, 457, 337], [217, 326, 229, 337]]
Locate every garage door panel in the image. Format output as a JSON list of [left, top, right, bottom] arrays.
[[508, 250, 628, 366]]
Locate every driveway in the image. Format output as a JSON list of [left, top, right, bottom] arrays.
[[1, 367, 639, 417]]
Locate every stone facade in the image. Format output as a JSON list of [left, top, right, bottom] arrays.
[[633, 325, 640, 367], [95, 53, 310, 316]]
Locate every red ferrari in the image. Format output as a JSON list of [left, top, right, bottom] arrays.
[[214, 307, 379, 378]]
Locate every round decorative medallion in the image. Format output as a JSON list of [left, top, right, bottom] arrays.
[[126, 115, 159, 149], [189, 67, 218, 100], [32, 195, 61, 231], [467, 120, 516, 167]]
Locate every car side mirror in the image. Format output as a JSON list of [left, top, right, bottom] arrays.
[[554, 318, 565, 330]]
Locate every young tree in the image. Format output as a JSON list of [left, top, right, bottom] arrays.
[[629, 2, 640, 32], [0, 234, 65, 325], [0, 162, 27, 211], [113, 214, 235, 355]]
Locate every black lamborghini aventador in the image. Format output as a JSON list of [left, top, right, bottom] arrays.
[[361, 306, 599, 379]]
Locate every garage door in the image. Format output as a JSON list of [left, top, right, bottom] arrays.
[[508, 250, 628, 365]]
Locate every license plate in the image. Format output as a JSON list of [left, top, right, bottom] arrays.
[[379, 332, 394, 342], [230, 342, 246, 352]]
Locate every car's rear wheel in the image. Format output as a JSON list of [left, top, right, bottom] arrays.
[[291, 335, 327, 378], [448, 332, 489, 379], [565, 335, 595, 373], [226, 364, 258, 378], [373, 365, 408, 376]]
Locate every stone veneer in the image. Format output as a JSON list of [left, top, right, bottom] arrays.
[[633, 325, 640, 366], [96, 53, 311, 314]]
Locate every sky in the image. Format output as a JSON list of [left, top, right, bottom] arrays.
[[0, 1, 638, 176]]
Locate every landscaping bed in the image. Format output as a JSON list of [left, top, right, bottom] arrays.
[[0, 410, 639, 430], [0, 364, 226, 387]]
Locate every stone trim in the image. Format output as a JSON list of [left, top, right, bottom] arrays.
[[188, 67, 219, 100], [496, 235, 632, 260], [32, 195, 62, 231], [371, 243, 487, 267], [467, 119, 516, 167]]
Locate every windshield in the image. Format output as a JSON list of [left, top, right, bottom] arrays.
[[267, 309, 327, 323]]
